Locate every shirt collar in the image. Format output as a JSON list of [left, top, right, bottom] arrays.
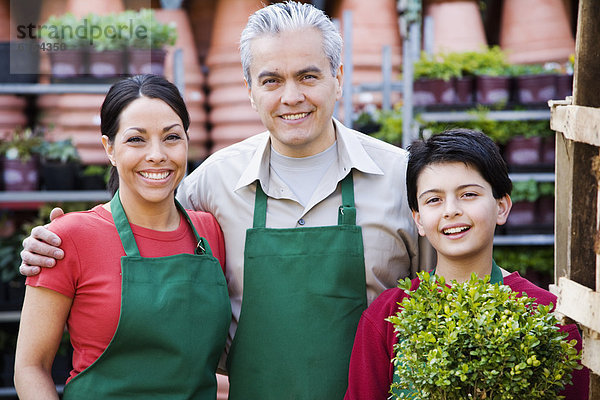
[[234, 119, 384, 192]]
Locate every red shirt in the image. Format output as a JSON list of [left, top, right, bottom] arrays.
[[344, 272, 589, 400], [26, 205, 226, 382]]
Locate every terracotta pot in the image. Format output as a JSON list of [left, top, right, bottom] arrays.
[[2, 157, 38, 191], [500, 0, 575, 64], [155, 8, 209, 160], [503, 136, 542, 166], [413, 78, 455, 106], [476, 75, 512, 105], [424, 0, 487, 53], [0, 95, 27, 136], [88, 50, 126, 78], [334, 0, 402, 85], [127, 48, 167, 75], [454, 76, 475, 105], [515, 74, 557, 104], [205, 0, 265, 153]]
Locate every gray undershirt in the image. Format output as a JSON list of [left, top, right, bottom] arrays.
[[270, 141, 338, 206]]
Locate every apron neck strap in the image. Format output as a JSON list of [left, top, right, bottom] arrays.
[[110, 190, 211, 257], [429, 259, 504, 285], [252, 171, 357, 229]]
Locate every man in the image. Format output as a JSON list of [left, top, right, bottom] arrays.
[[20, 2, 419, 399]]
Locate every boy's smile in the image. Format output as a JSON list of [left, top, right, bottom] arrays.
[[412, 162, 511, 276]]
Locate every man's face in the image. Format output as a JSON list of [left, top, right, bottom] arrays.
[[246, 27, 343, 158]]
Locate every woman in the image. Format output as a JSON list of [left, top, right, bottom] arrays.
[[14, 74, 231, 399]]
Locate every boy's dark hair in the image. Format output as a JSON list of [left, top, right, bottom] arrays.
[[406, 128, 512, 211]]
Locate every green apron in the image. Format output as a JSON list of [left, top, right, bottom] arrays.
[[227, 173, 367, 400], [391, 261, 504, 398], [64, 191, 231, 399]]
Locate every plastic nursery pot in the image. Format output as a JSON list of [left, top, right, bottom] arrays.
[[88, 50, 126, 78], [515, 74, 557, 104], [1, 157, 38, 191], [506, 201, 537, 226], [555, 74, 573, 100], [127, 48, 167, 76], [413, 78, 456, 106], [453, 76, 475, 105], [40, 161, 78, 190], [537, 196, 555, 226], [503, 136, 543, 166], [48, 49, 86, 79], [476, 75, 512, 105], [541, 136, 556, 165]]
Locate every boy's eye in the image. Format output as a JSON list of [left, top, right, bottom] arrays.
[[425, 197, 440, 205], [462, 192, 478, 198]]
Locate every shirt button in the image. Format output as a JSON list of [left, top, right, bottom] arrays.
[[298, 218, 305, 226]]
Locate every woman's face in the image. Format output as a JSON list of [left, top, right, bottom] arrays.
[[102, 96, 188, 209]]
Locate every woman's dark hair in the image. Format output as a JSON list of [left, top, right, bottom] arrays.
[[406, 128, 512, 211], [101, 74, 190, 195]]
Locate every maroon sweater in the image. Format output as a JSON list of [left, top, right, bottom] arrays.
[[344, 271, 589, 400]]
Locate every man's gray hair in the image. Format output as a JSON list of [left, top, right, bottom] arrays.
[[240, 1, 343, 87]]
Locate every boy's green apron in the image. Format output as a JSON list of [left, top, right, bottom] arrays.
[[63, 191, 231, 400], [227, 172, 367, 399], [391, 261, 504, 398]]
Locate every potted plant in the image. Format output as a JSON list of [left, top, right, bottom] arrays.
[[466, 46, 513, 105], [39, 13, 88, 79], [502, 119, 553, 169], [493, 246, 555, 289], [371, 107, 403, 147], [39, 137, 81, 190], [86, 12, 128, 79], [413, 52, 461, 106], [0, 127, 42, 191], [78, 164, 108, 190], [512, 63, 558, 105], [127, 8, 177, 76], [388, 272, 581, 399]]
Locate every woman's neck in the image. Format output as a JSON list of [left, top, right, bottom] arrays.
[[102, 192, 180, 231]]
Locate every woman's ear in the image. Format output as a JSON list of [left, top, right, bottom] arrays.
[[101, 136, 116, 166], [496, 194, 513, 226], [412, 209, 426, 237]]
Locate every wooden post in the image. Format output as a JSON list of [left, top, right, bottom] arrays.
[[555, 0, 600, 291]]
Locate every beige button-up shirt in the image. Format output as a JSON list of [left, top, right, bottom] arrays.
[[176, 119, 419, 346]]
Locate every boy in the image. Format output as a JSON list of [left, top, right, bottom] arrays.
[[344, 129, 589, 399]]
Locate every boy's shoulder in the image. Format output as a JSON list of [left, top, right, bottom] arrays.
[[366, 277, 421, 319], [503, 271, 557, 308]]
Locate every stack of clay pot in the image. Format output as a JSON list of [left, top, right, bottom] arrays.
[[156, 5, 209, 161], [36, 0, 126, 165], [500, 0, 575, 64], [205, 0, 265, 153], [0, 0, 27, 139]]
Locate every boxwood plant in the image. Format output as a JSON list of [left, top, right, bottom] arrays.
[[387, 272, 581, 399]]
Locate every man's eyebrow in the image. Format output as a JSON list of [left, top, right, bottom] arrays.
[[256, 66, 323, 81], [295, 66, 323, 77]]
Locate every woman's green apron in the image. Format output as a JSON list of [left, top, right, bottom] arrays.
[[227, 173, 367, 399], [391, 261, 504, 398], [63, 191, 231, 399]]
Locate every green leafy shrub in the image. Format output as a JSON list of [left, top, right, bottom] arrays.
[[414, 52, 462, 81], [511, 179, 540, 203], [388, 272, 581, 400], [371, 108, 403, 146], [40, 138, 80, 164]]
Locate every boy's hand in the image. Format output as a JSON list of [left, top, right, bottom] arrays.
[[19, 208, 65, 276]]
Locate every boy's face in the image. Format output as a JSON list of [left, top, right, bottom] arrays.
[[412, 162, 511, 264]]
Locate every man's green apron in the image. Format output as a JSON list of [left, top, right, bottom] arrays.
[[391, 261, 504, 398], [64, 191, 231, 399], [227, 172, 367, 399]]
